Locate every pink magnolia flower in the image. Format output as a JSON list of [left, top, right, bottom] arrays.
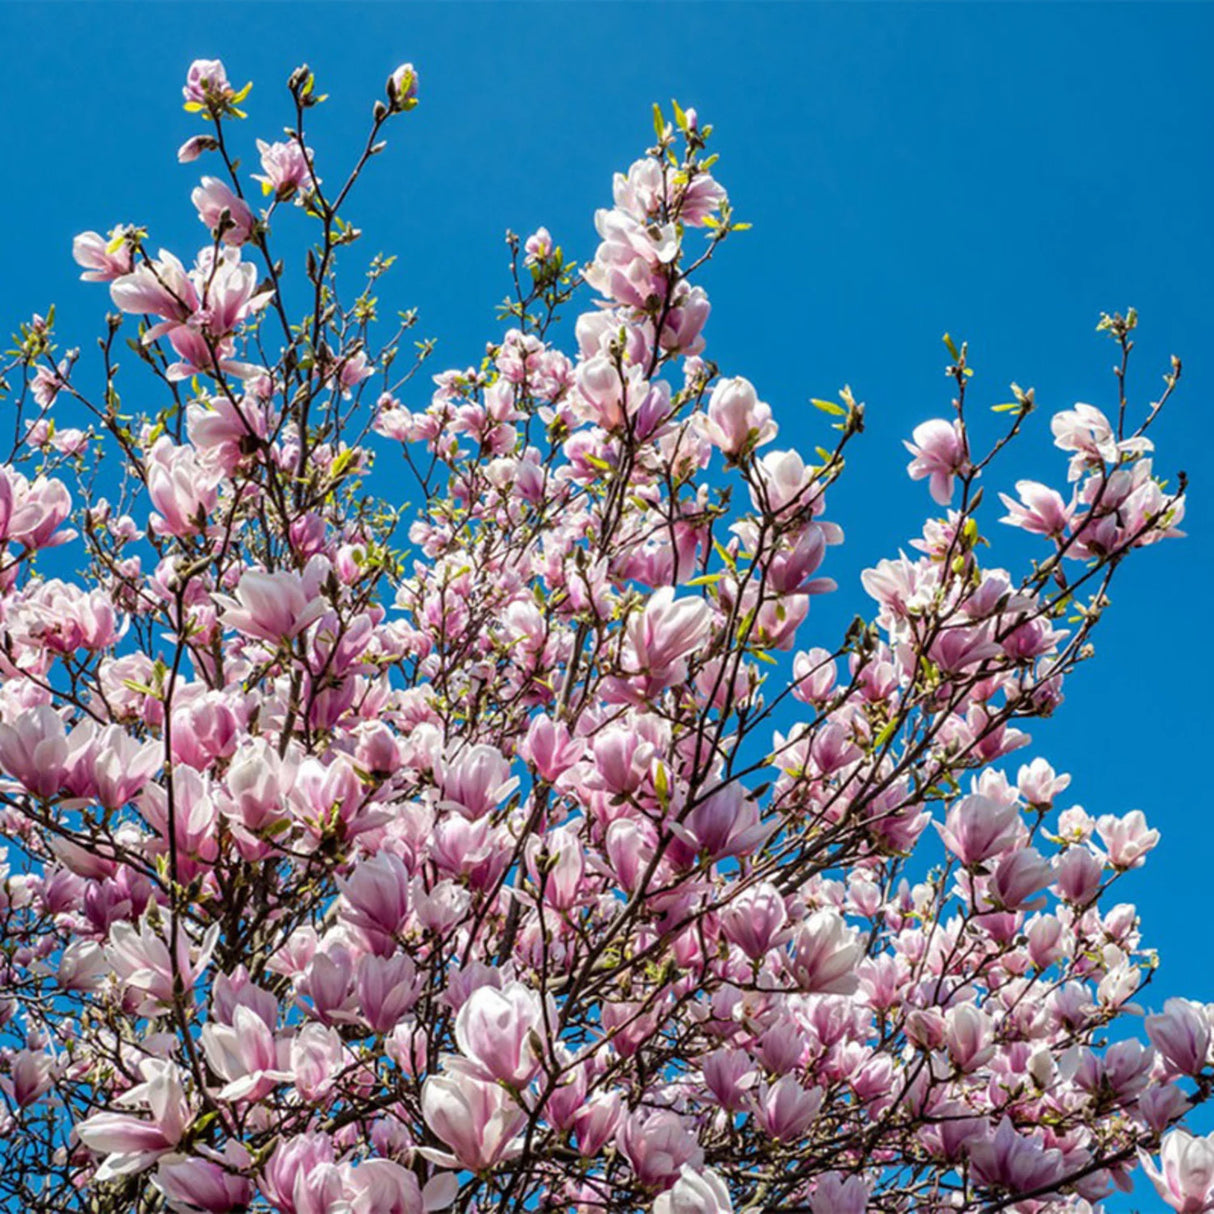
[[437, 743, 518, 819], [660, 282, 711, 356], [31, 358, 68, 409], [259, 1132, 346, 1214], [653, 1166, 734, 1214], [105, 916, 218, 1017], [146, 437, 219, 537], [524, 227, 553, 266], [999, 479, 1074, 536], [289, 1023, 348, 1103], [944, 1004, 995, 1072], [338, 851, 412, 942], [7, 472, 75, 549], [1052, 845, 1104, 905], [217, 563, 329, 645], [224, 738, 298, 832], [109, 247, 273, 380], [674, 782, 773, 861], [786, 909, 862, 995], [72, 226, 135, 282], [1095, 809, 1159, 869], [810, 1173, 870, 1214], [421, 1071, 526, 1171], [624, 586, 713, 677], [618, 1108, 703, 1190], [967, 1117, 1065, 1195], [750, 449, 815, 516], [701, 1049, 759, 1113], [199, 1004, 291, 1102], [1142, 1129, 1214, 1213], [1051, 402, 1119, 478], [524, 824, 586, 911], [254, 139, 317, 202], [176, 134, 217, 163], [719, 882, 788, 960], [9, 1050, 55, 1108], [1147, 999, 1213, 1078], [905, 419, 968, 505], [345, 1158, 431, 1214], [75, 1060, 192, 1180], [71, 722, 162, 811], [183, 59, 233, 106], [756, 1075, 822, 1142], [192, 177, 256, 245], [704, 376, 776, 458], [1017, 757, 1070, 807], [186, 390, 273, 471], [110, 249, 198, 323], [454, 981, 545, 1085], [936, 793, 1023, 866], [987, 847, 1053, 911], [0, 704, 70, 798], [521, 713, 582, 783], [155, 1148, 253, 1214], [356, 953, 420, 1033], [573, 1091, 622, 1158]]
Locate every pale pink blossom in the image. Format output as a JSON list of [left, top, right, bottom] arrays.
[[421, 1071, 526, 1171], [454, 981, 545, 1085], [76, 1060, 192, 1180], [72, 226, 135, 282], [183, 59, 233, 106], [254, 139, 317, 201], [705, 376, 776, 458], [192, 177, 256, 245], [905, 419, 968, 505], [1142, 1129, 1214, 1213], [653, 1166, 734, 1214], [1147, 999, 1212, 1078], [217, 563, 329, 644]]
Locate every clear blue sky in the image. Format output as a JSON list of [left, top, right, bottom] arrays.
[[2, 1, 1212, 1197]]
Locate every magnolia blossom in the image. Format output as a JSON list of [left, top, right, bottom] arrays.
[[76, 1060, 192, 1180], [421, 1071, 526, 1171], [192, 177, 256, 245], [704, 376, 776, 457], [183, 58, 232, 105], [454, 981, 545, 1085], [654, 1166, 734, 1214], [905, 418, 968, 504], [1143, 1129, 1214, 1213], [216, 563, 329, 643], [72, 226, 134, 282], [254, 138, 317, 200]]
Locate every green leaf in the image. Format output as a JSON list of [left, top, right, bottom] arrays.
[[943, 333, 959, 360], [812, 398, 846, 416], [872, 719, 898, 750], [652, 102, 665, 141]]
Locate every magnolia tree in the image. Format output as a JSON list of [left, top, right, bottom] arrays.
[[0, 57, 1208, 1214]]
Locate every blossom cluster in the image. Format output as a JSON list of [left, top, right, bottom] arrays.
[[0, 58, 1204, 1214]]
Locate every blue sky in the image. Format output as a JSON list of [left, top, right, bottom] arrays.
[[1, 0, 1212, 1198]]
